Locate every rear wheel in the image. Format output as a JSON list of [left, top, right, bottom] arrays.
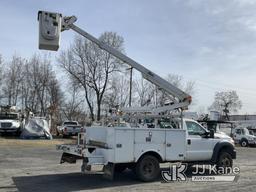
[[135, 155, 160, 182]]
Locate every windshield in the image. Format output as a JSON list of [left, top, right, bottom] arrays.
[[0, 113, 19, 120], [64, 122, 78, 125], [249, 130, 255, 136], [243, 128, 251, 135]]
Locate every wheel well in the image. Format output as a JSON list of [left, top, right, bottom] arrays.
[[240, 138, 248, 142], [138, 151, 163, 163], [211, 142, 236, 163], [219, 145, 234, 155]]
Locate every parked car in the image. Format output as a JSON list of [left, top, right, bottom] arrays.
[[0, 111, 22, 136], [232, 127, 256, 147], [57, 121, 83, 137]]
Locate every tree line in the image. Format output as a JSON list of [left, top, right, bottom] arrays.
[[1, 31, 242, 129]]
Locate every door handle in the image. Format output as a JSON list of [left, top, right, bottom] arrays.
[[187, 139, 191, 145]]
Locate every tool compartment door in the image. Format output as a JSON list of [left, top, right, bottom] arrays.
[[114, 128, 134, 163], [165, 129, 186, 161]]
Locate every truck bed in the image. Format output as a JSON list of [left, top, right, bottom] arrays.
[[57, 127, 187, 165]]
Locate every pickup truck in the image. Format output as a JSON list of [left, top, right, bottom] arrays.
[[57, 118, 236, 181], [0, 112, 22, 136], [57, 121, 83, 137], [232, 127, 256, 147]]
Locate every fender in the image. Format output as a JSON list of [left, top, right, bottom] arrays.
[[136, 150, 164, 163], [211, 141, 236, 163]]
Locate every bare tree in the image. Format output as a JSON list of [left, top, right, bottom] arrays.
[[134, 73, 195, 107], [157, 74, 195, 106], [0, 54, 3, 102], [135, 76, 155, 106], [209, 90, 242, 120], [103, 72, 131, 110], [58, 32, 125, 121], [18, 54, 63, 118], [2, 55, 25, 106], [0, 54, 3, 83], [62, 83, 85, 121]]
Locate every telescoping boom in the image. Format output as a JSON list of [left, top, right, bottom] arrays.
[[38, 11, 192, 110]]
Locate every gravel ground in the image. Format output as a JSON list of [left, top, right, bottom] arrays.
[[0, 137, 256, 192]]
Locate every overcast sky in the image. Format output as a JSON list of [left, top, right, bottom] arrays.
[[1, 0, 256, 114]]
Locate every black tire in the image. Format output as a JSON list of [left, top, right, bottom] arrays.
[[187, 163, 194, 171], [216, 151, 233, 173], [115, 164, 127, 173], [240, 139, 248, 147], [135, 155, 160, 182], [15, 131, 21, 137]]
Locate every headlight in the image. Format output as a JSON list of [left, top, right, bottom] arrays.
[[11, 121, 20, 128]]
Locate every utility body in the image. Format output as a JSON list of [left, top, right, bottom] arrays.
[[57, 118, 236, 181]]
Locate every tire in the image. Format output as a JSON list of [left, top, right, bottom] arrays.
[[216, 151, 233, 173], [115, 164, 127, 173], [135, 155, 160, 182], [187, 163, 194, 171], [15, 131, 21, 137], [240, 139, 248, 147]]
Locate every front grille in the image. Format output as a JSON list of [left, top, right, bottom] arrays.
[[1, 122, 12, 128]]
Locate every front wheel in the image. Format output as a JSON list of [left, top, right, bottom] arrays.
[[135, 155, 160, 182], [240, 139, 248, 147], [216, 151, 233, 173]]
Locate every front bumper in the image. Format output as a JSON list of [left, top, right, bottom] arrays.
[[0, 128, 20, 133], [63, 132, 79, 136], [248, 140, 256, 145]]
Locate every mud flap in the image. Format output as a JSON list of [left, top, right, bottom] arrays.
[[81, 158, 91, 172], [103, 163, 115, 180]]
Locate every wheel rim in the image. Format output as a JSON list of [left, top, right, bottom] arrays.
[[241, 141, 247, 147], [142, 160, 155, 177], [220, 155, 231, 167]]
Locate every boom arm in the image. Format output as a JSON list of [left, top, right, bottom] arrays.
[[38, 11, 192, 110]]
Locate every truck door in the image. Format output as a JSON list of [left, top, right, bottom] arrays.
[[165, 129, 186, 161], [185, 121, 215, 161]]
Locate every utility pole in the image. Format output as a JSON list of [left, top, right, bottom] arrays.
[[128, 67, 133, 107]]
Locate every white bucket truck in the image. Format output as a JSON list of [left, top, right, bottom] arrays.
[[38, 11, 236, 181]]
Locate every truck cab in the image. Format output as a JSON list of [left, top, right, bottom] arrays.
[[168, 118, 235, 161], [232, 127, 256, 147], [0, 112, 22, 136]]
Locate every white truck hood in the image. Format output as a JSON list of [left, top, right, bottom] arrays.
[[214, 132, 231, 139]]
